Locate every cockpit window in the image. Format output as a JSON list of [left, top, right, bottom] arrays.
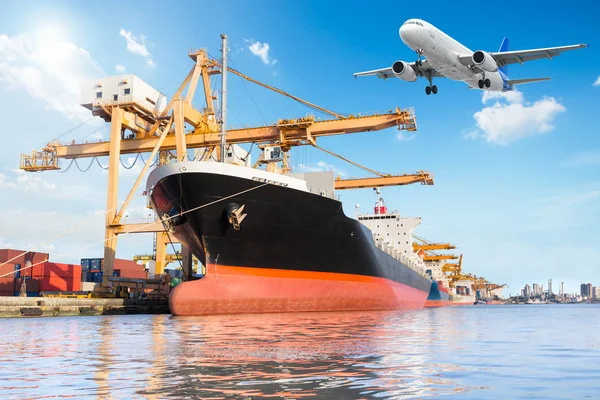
[[403, 21, 423, 26]]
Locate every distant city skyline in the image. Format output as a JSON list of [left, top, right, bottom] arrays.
[[515, 279, 598, 299]]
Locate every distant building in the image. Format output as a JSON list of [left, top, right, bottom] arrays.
[[548, 279, 553, 295], [560, 282, 564, 296], [520, 289, 525, 297], [533, 283, 539, 295], [593, 287, 599, 299], [524, 284, 532, 298], [581, 283, 593, 298]]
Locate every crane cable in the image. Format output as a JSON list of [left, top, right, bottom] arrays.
[[211, 57, 345, 120], [310, 142, 385, 177], [1, 182, 270, 279], [0, 206, 119, 270]]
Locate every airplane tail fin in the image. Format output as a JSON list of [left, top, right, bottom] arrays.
[[498, 37, 510, 74]]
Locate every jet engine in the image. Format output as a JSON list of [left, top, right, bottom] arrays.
[[392, 61, 417, 82], [472, 51, 498, 72]]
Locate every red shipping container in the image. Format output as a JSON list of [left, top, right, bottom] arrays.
[[0, 262, 16, 278], [15, 278, 40, 294], [0, 277, 15, 292], [32, 262, 82, 280], [0, 249, 49, 266], [39, 274, 81, 292], [33, 262, 82, 292], [114, 259, 142, 271], [115, 268, 147, 280]]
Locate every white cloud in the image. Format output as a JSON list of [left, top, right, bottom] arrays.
[[11, 169, 57, 192], [529, 187, 600, 231], [482, 90, 523, 104], [396, 132, 416, 141], [119, 29, 154, 68], [298, 161, 347, 177], [248, 41, 276, 65], [115, 64, 126, 73], [0, 33, 103, 120], [0, 173, 16, 190], [593, 76, 600, 87], [468, 90, 566, 145], [461, 130, 480, 140], [562, 151, 600, 167]]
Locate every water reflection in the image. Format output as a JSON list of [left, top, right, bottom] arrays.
[[138, 310, 473, 399], [0, 305, 599, 399]]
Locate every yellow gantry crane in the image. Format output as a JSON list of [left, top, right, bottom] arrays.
[[19, 42, 430, 289], [133, 253, 201, 274]]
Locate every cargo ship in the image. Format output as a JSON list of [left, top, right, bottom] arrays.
[[146, 161, 433, 316], [424, 280, 450, 307], [449, 282, 476, 305]]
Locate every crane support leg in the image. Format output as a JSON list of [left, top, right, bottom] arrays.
[[174, 99, 187, 160], [115, 117, 173, 224], [155, 232, 169, 275], [102, 107, 123, 288]]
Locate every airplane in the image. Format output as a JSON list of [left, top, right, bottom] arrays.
[[354, 19, 588, 95]]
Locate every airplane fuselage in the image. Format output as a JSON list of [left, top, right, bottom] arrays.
[[399, 19, 506, 91]]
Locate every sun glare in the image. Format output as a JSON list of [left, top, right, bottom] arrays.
[[34, 21, 69, 46]]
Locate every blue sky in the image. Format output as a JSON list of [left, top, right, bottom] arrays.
[[0, 0, 598, 295]]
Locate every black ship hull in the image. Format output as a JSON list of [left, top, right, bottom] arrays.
[[147, 162, 431, 315]]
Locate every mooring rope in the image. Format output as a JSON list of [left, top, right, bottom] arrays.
[[1, 182, 269, 279]]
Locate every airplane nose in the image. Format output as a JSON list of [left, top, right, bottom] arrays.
[[399, 24, 418, 46]]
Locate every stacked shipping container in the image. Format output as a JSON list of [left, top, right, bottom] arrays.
[[80, 258, 147, 282], [0, 249, 50, 296], [0, 249, 148, 296]]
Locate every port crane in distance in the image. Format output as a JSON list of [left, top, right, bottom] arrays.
[[19, 44, 432, 288]]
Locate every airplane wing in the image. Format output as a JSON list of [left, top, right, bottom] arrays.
[[354, 59, 444, 80], [458, 44, 588, 68], [506, 77, 551, 86]]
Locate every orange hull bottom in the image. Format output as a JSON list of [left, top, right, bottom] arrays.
[[424, 300, 450, 308], [169, 265, 429, 316]]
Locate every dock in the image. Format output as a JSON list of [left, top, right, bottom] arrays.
[[0, 296, 170, 318]]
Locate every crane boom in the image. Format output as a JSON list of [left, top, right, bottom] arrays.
[[334, 171, 433, 190], [422, 254, 458, 261], [412, 242, 455, 251], [26, 110, 415, 161]]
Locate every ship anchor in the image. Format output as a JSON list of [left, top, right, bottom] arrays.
[[228, 204, 247, 231]]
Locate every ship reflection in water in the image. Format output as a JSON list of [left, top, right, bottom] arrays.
[[1, 305, 600, 398]]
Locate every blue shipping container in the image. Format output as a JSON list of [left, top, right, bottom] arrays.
[[81, 259, 91, 270], [90, 258, 103, 269], [91, 272, 103, 283]]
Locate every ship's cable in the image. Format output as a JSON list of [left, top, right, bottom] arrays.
[[227, 56, 268, 126], [0, 206, 119, 272], [3, 183, 270, 279], [50, 116, 96, 142]]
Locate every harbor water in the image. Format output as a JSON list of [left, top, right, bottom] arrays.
[[1, 304, 599, 399]]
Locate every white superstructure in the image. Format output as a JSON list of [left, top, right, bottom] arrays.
[[80, 74, 168, 117], [357, 189, 425, 275]]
